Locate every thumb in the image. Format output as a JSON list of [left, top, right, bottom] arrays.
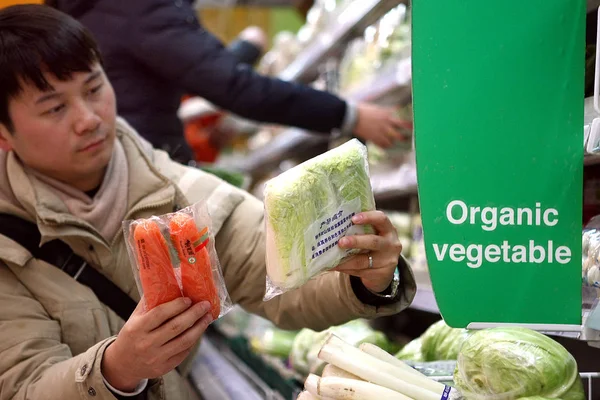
[[131, 296, 149, 317]]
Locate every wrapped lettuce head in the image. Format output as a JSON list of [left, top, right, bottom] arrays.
[[421, 320, 472, 361], [264, 139, 375, 297], [454, 327, 584, 400], [395, 337, 426, 362], [396, 320, 471, 362]]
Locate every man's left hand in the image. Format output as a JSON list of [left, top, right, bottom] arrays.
[[334, 211, 402, 293]]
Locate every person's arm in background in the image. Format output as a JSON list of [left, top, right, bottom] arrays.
[[126, 0, 403, 148], [227, 26, 266, 67]]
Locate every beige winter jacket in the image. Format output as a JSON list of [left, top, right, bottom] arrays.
[[0, 119, 416, 400]]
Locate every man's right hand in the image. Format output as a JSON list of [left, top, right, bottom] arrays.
[[101, 297, 212, 392]]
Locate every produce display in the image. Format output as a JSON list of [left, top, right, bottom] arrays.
[[396, 320, 472, 363], [192, 1, 599, 398], [338, 4, 411, 94], [455, 328, 585, 400], [250, 327, 299, 359], [582, 229, 600, 293], [290, 320, 398, 376], [386, 210, 413, 258], [263, 139, 376, 300], [297, 327, 586, 400], [298, 333, 460, 400]]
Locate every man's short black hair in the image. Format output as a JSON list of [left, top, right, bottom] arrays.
[[0, 4, 102, 132]]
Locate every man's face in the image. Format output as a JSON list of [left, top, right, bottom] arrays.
[[0, 64, 117, 191]]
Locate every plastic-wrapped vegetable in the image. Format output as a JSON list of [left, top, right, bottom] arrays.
[[421, 320, 472, 361], [264, 139, 375, 300], [396, 320, 471, 362], [290, 320, 394, 375], [123, 202, 232, 320], [395, 337, 425, 362], [455, 327, 585, 400], [582, 229, 600, 292]]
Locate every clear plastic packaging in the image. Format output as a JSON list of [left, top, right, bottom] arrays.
[[263, 139, 376, 300], [454, 327, 585, 400], [123, 201, 232, 320], [582, 229, 600, 295]]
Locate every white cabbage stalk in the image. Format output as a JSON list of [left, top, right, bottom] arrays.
[[305, 374, 321, 398], [322, 364, 362, 380], [318, 334, 444, 400], [358, 343, 429, 379], [297, 391, 320, 400], [318, 376, 414, 400]]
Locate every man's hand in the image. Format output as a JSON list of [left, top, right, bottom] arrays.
[[334, 211, 403, 293], [101, 297, 212, 392], [353, 103, 409, 148]]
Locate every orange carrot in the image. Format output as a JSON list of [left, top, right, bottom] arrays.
[[133, 219, 182, 310], [169, 213, 220, 321]]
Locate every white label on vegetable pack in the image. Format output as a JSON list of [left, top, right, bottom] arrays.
[[304, 198, 365, 277]]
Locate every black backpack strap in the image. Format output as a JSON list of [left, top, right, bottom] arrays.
[[0, 213, 137, 321]]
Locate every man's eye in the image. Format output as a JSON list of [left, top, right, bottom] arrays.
[[89, 84, 103, 95], [45, 104, 65, 115]]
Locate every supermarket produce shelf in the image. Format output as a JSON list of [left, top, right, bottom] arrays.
[[371, 163, 418, 203], [190, 335, 286, 400], [215, 128, 329, 177], [410, 269, 600, 345], [279, 0, 407, 83], [411, 269, 440, 314], [345, 57, 412, 103]]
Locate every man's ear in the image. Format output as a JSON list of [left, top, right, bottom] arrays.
[[0, 124, 13, 152]]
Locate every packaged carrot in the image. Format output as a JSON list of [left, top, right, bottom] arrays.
[[123, 201, 232, 320]]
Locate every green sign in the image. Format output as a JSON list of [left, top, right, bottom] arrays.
[[412, 0, 585, 329]]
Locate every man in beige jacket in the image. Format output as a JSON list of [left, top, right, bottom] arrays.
[[0, 5, 416, 400]]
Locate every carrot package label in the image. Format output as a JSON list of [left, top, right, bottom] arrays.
[[123, 201, 232, 320]]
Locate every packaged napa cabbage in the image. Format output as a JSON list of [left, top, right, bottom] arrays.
[[263, 139, 376, 300], [455, 327, 585, 400], [290, 320, 394, 376]]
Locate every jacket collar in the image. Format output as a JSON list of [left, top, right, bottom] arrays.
[[0, 118, 179, 265]]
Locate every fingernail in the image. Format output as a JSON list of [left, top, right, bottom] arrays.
[[352, 214, 363, 223], [202, 301, 211, 313], [339, 238, 349, 247], [184, 297, 192, 306]]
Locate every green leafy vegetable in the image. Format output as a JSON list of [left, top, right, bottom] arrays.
[[396, 320, 471, 362], [249, 328, 299, 359], [454, 327, 584, 400], [264, 139, 375, 292], [396, 337, 426, 362]]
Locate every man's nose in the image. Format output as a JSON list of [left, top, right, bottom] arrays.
[[73, 101, 101, 136]]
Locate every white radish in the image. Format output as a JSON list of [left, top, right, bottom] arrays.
[[322, 364, 362, 380], [359, 343, 428, 379], [305, 374, 321, 398], [318, 334, 444, 400], [297, 391, 320, 400], [318, 376, 414, 400]]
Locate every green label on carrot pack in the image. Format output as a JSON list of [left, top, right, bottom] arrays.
[[412, 0, 584, 328]]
